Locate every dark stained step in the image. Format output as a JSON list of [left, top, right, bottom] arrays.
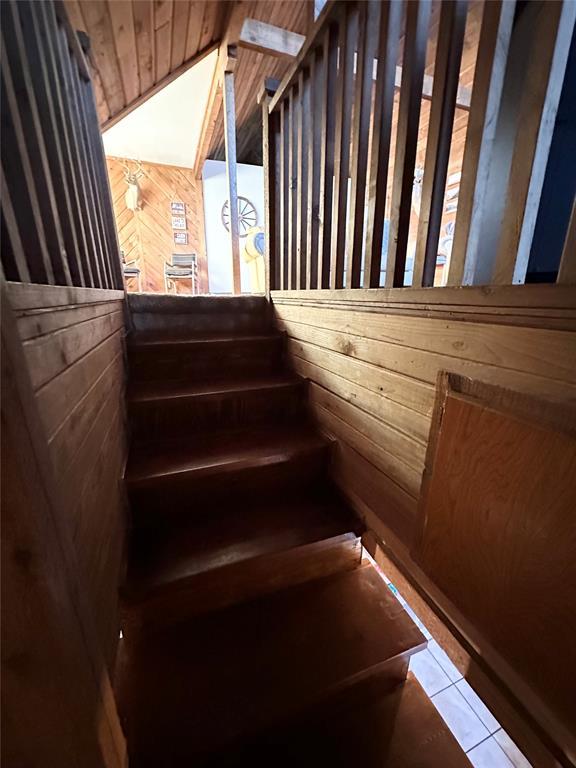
[[122, 490, 363, 630], [127, 293, 272, 336], [115, 565, 427, 767], [126, 424, 331, 525], [128, 373, 306, 439], [213, 673, 472, 767], [128, 332, 285, 383]]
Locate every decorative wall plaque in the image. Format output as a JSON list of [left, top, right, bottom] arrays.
[[171, 215, 186, 230]]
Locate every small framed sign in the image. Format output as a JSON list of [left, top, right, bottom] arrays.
[[173, 232, 188, 245], [171, 201, 185, 214], [171, 215, 186, 230]]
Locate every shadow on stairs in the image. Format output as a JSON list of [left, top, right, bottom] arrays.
[[115, 294, 471, 767]]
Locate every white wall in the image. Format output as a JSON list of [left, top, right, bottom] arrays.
[[202, 160, 264, 294], [103, 51, 217, 169]]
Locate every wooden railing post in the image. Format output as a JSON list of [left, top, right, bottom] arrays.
[[223, 46, 241, 295], [259, 78, 280, 297]]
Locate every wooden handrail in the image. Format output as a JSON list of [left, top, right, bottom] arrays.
[[262, 0, 576, 293]]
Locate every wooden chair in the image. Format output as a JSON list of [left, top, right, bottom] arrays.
[[164, 253, 198, 294]]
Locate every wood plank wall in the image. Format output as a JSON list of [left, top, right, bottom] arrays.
[[106, 157, 208, 294], [272, 286, 576, 548], [6, 281, 128, 670]]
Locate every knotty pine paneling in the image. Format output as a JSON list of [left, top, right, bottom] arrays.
[[7, 281, 128, 671], [272, 286, 576, 548], [106, 157, 208, 294]]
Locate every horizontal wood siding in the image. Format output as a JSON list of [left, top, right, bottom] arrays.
[[273, 286, 576, 547], [7, 281, 128, 670]]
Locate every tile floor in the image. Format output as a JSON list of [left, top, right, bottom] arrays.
[[382, 578, 533, 767]]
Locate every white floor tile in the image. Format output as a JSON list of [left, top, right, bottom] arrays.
[[494, 730, 533, 768], [467, 737, 514, 768], [428, 639, 463, 683], [456, 680, 500, 733], [403, 604, 433, 640], [409, 649, 452, 696], [431, 685, 490, 751]]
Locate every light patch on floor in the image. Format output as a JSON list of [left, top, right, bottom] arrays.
[[373, 561, 533, 767]]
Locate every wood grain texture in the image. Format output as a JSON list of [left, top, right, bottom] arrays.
[[417, 385, 576, 761], [208, 1, 313, 165], [64, 0, 228, 126], [106, 156, 208, 294], [6, 281, 128, 671], [1, 280, 126, 768], [274, 287, 576, 553]]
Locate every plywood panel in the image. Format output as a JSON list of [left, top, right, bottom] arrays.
[[106, 156, 208, 293], [274, 286, 576, 551], [7, 282, 128, 671], [418, 388, 576, 759]]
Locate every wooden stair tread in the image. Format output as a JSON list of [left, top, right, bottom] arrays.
[[116, 565, 427, 764], [221, 673, 472, 767], [129, 331, 282, 348], [128, 373, 302, 403], [124, 492, 361, 600], [126, 424, 328, 484]]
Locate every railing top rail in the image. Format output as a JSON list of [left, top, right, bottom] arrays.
[[268, 0, 340, 114]]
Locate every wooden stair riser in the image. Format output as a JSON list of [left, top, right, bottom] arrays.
[[129, 382, 306, 440], [129, 337, 284, 383], [128, 448, 331, 527], [131, 311, 273, 337], [121, 533, 363, 636]]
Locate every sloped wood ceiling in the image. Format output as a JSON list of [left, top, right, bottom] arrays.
[[65, 1, 313, 164], [64, 1, 230, 127]]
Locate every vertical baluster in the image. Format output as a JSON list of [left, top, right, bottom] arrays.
[[330, 4, 357, 289], [557, 198, 576, 284], [447, 0, 515, 286], [317, 23, 338, 289], [43, 2, 97, 287], [39, 2, 95, 287], [2, 0, 71, 286], [364, 0, 403, 288], [279, 99, 289, 290], [306, 52, 321, 290], [386, 0, 431, 288], [346, 1, 378, 288], [412, 0, 467, 288], [75, 68, 114, 289], [492, 0, 575, 285], [296, 70, 310, 289], [79, 52, 124, 290], [260, 82, 279, 293], [56, 23, 105, 288], [19, 0, 86, 287], [0, 31, 54, 284], [1, 165, 31, 282], [288, 86, 298, 289]]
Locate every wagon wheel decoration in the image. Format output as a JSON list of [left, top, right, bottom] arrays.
[[221, 196, 258, 238]]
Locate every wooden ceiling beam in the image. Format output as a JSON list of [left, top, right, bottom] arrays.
[[239, 18, 305, 59], [101, 41, 218, 133]]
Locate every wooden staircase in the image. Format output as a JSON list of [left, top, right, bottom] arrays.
[[116, 295, 471, 767]]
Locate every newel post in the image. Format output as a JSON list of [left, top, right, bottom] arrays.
[[258, 77, 280, 298]]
